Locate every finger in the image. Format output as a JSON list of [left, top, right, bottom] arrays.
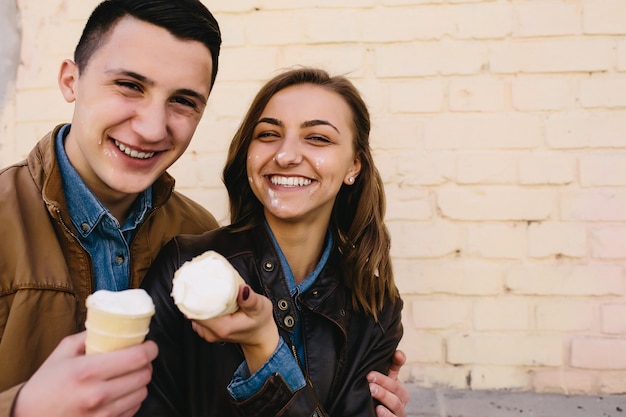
[[48, 331, 88, 360], [389, 349, 406, 377], [87, 340, 158, 381], [375, 404, 394, 417], [369, 380, 405, 417]]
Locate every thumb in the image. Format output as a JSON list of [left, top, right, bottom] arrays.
[[237, 285, 259, 312]]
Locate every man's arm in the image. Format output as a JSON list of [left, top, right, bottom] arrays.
[[367, 349, 410, 417]]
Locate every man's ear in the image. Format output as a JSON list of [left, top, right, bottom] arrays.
[[58, 59, 78, 103]]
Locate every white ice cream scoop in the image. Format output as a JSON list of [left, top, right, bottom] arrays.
[[171, 250, 245, 320]]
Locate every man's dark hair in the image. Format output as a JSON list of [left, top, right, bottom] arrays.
[[74, 0, 221, 90]]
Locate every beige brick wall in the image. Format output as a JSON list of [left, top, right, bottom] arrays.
[[2, 0, 626, 396]]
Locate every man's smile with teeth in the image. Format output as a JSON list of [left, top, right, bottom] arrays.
[[270, 175, 312, 186], [114, 140, 156, 160]]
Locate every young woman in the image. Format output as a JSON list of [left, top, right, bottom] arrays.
[[138, 67, 404, 417]]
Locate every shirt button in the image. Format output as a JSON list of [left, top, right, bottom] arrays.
[[81, 223, 89, 232], [115, 255, 124, 265]]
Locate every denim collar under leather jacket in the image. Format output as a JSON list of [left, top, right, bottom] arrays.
[[138, 223, 404, 417]]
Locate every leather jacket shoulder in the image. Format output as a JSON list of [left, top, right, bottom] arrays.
[[139, 224, 403, 417]]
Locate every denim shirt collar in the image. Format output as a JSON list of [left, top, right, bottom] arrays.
[[55, 124, 152, 237]]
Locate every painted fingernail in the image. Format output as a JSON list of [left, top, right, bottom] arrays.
[[242, 286, 250, 301]]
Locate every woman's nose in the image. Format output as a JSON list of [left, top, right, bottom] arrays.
[[273, 138, 302, 167]]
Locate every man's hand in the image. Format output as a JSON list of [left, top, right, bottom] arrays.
[[367, 349, 410, 417], [13, 331, 158, 417]]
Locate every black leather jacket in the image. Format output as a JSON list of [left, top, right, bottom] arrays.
[[138, 224, 403, 417]]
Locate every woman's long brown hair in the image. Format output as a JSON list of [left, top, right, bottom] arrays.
[[222, 67, 398, 320]]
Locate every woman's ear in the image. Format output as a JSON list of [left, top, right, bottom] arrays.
[[58, 59, 79, 103], [344, 157, 362, 185]]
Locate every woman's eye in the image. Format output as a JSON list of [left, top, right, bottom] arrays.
[[308, 135, 331, 144], [256, 131, 279, 140]]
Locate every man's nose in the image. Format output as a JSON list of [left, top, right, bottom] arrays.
[[132, 99, 168, 142]]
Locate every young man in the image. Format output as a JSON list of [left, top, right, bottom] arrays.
[[0, 1, 408, 416]]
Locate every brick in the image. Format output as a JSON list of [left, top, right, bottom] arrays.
[[375, 41, 487, 78], [453, 3, 513, 39], [282, 45, 368, 77], [388, 79, 445, 113], [395, 150, 456, 186], [601, 304, 626, 334], [546, 112, 626, 149], [387, 220, 462, 258], [466, 223, 526, 260], [561, 190, 626, 221], [424, 115, 542, 150], [532, 369, 598, 395], [506, 265, 625, 296], [384, 183, 432, 221], [398, 331, 444, 364], [456, 152, 516, 184], [473, 298, 530, 331], [580, 77, 626, 109], [410, 298, 471, 330], [392, 260, 504, 296], [360, 7, 452, 42], [370, 117, 424, 150], [15, 89, 71, 123], [583, 0, 626, 35], [535, 301, 596, 332], [449, 77, 508, 112], [514, 3, 581, 37], [598, 371, 626, 394], [303, 10, 361, 43], [490, 39, 612, 74], [590, 225, 626, 260], [512, 76, 576, 111], [571, 337, 626, 369], [447, 333, 563, 366], [527, 222, 587, 258], [518, 153, 577, 185], [580, 153, 626, 186], [437, 185, 554, 221], [469, 366, 530, 390], [408, 365, 471, 390]]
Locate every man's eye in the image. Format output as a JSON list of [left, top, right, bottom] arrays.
[[116, 81, 141, 91], [172, 97, 196, 108]]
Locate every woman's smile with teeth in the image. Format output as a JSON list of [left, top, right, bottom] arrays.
[[114, 140, 155, 160], [270, 175, 312, 186]]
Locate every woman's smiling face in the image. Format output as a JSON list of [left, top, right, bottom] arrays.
[[246, 83, 361, 225]]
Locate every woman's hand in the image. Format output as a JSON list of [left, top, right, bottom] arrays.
[[191, 285, 280, 373]]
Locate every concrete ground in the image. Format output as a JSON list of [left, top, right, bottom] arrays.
[[406, 386, 626, 417]]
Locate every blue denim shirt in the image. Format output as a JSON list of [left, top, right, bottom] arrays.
[[55, 124, 152, 291], [228, 224, 333, 401]]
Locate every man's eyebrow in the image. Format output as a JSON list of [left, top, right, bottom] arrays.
[[256, 117, 340, 134], [107, 69, 207, 105]]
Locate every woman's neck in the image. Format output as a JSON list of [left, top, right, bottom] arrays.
[[267, 218, 328, 284]]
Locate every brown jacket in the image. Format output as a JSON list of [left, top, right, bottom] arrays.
[[0, 126, 219, 415]]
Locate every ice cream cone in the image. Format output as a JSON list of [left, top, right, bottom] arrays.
[[171, 250, 245, 320], [85, 289, 155, 355]]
